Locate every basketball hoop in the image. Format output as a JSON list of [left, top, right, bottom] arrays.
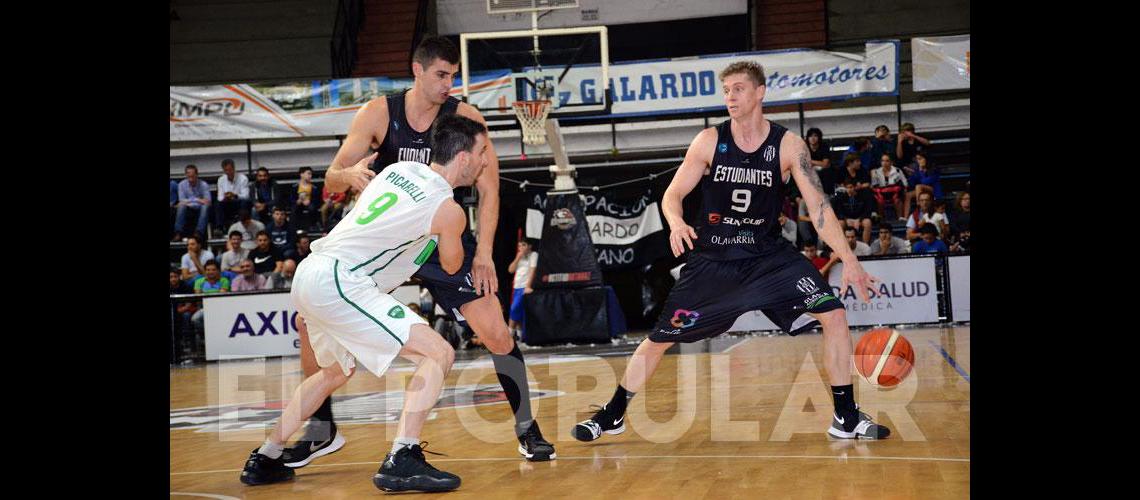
[[513, 99, 551, 145]]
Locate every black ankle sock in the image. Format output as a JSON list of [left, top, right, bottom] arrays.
[[313, 395, 334, 423], [492, 344, 534, 433], [606, 385, 635, 416], [831, 385, 856, 416]]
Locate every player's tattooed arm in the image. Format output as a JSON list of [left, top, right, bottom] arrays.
[[797, 150, 830, 230]]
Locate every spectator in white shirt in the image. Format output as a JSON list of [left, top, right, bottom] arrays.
[[872, 224, 911, 255], [507, 240, 539, 339], [218, 231, 249, 273], [227, 208, 266, 251], [844, 227, 873, 257], [180, 234, 216, 282], [870, 153, 908, 220], [215, 158, 251, 230], [905, 191, 951, 241]]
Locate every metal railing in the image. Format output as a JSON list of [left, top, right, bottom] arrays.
[[330, 0, 365, 78]]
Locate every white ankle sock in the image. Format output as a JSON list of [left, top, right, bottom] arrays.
[[258, 440, 284, 459], [390, 436, 419, 455]]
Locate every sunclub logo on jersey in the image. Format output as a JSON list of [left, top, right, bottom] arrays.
[[708, 213, 721, 225], [721, 216, 765, 226], [229, 310, 300, 337], [550, 208, 577, 230], [658, 308, 701, 335], [170, 98, 244, 122], [170, 385, 564, 433]]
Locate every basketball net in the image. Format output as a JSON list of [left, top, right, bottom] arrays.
[[513, 99, 551, 145]]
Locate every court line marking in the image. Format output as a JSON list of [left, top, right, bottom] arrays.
[[170, 493, 241, 500], [928, 340, 970, 383], [171, 453, 969, 475], [721, 337, 758, 353]]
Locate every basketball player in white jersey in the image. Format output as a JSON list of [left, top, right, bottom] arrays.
[[240, 115, 489, 492], [285, 36, 555, 466]]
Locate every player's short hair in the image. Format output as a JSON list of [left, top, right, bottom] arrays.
[[272, 205, 286, 213], [256, 230, 270, 239], [719, 61, 766, 87], [186, 234, 203, 245], [204, 259, 220, 269], [431, 114, 488, 166], [221, 158, 235, 169], [843, 153, 860, 167], [185, 164, 198, 173], [901, 122, 916, 132], [256, 166, 269, 174], [413, 36, 460, 67], [875, 125, 890, 134], [879, 223, 893, 233], [919, 223, 938, 235], [298, 166, 313, 175], [228, 230, 243, 239], [844, 227, 856, 235]]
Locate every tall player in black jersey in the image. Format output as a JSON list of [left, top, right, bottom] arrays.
[[282, 37, 555, 466], [573, 61, 891, 442]]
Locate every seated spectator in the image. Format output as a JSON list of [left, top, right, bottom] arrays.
[[250, 166, 278, 222], [218, 231, 248, 273], [904, 151, 941, 214], [841, 137, 875, 174], [832, 178, 873, 243], [805, 127, 830, 170], [822, 153, 855, 197], [803, 243, 827, 271], [870, 153, 909, 219], [844, 154, 872, 193], [912, 223, 949, 253], [173, 164, 211, 241], [170, 269, 200, 358], [294, 234, 312, 264], [895, 122, 931, 169], [949, 191, 970, 239], [192, 260, 230, 293], [319, 184, 348, 230], [778, 212, 797, 245], [843, 227, 873, 257], [872, 224, 911, 255], [269, 259, 297, 289], [906, 191, 951, 241], [871, 125, 895, 163], [291, 167, 320, 232], [249, 230, 284, 276], [215, 158, 251, 230], [169, 179, 179, 239], [191, 260, 229, 336], [265, 206, 298, 260], [796, 198, 817, 247], [227, 208, 266, 251], [950, 229, 970, 253], [231, 258, 270, 291], [180, 234, 215, 282]]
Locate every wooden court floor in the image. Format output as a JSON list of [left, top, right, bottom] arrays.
[[170, 326, 969, 499]]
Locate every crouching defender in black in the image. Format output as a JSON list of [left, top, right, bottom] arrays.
[[573, 61, 891, 443]]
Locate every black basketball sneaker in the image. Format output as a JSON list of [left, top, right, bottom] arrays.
[[517, 421, 556, 461], [572, 404, 626, 442], [373, 443, 461, 493], [240, 449, 296, 485], [281, 423, 346, 468], [827, 405, 891, 440]]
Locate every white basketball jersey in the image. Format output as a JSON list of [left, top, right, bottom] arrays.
[[310, 161, 455, 291]]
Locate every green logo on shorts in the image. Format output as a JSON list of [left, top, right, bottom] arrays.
[[387, 306, 405, 319]]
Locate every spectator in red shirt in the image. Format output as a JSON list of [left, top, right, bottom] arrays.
[[319, 184, 348, 230], [803, 242, 828, 270]]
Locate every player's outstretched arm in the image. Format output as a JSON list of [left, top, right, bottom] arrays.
[[785, 134, 879, 302], [326, 98, 388, 194], [663, 127, 716, 257], [457, 103, 500, 295], [430, 199, 468, 275]]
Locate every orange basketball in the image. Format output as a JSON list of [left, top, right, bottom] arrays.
[[854, 328, 915, 387]]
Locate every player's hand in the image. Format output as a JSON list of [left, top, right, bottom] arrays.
[[669, 224, 698, 257], [471, 252, 498, 296], [840, 259, 880, 303], [524, 287, 533, 294], [345, 152, 379, 193]]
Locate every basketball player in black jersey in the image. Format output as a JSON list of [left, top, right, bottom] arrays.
[[282, 37, 555, 466], [573, 61, 891, 442]]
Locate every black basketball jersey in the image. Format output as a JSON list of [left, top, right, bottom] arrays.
[[375, 89, 461, 170], [693, 119, 790, 260]]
